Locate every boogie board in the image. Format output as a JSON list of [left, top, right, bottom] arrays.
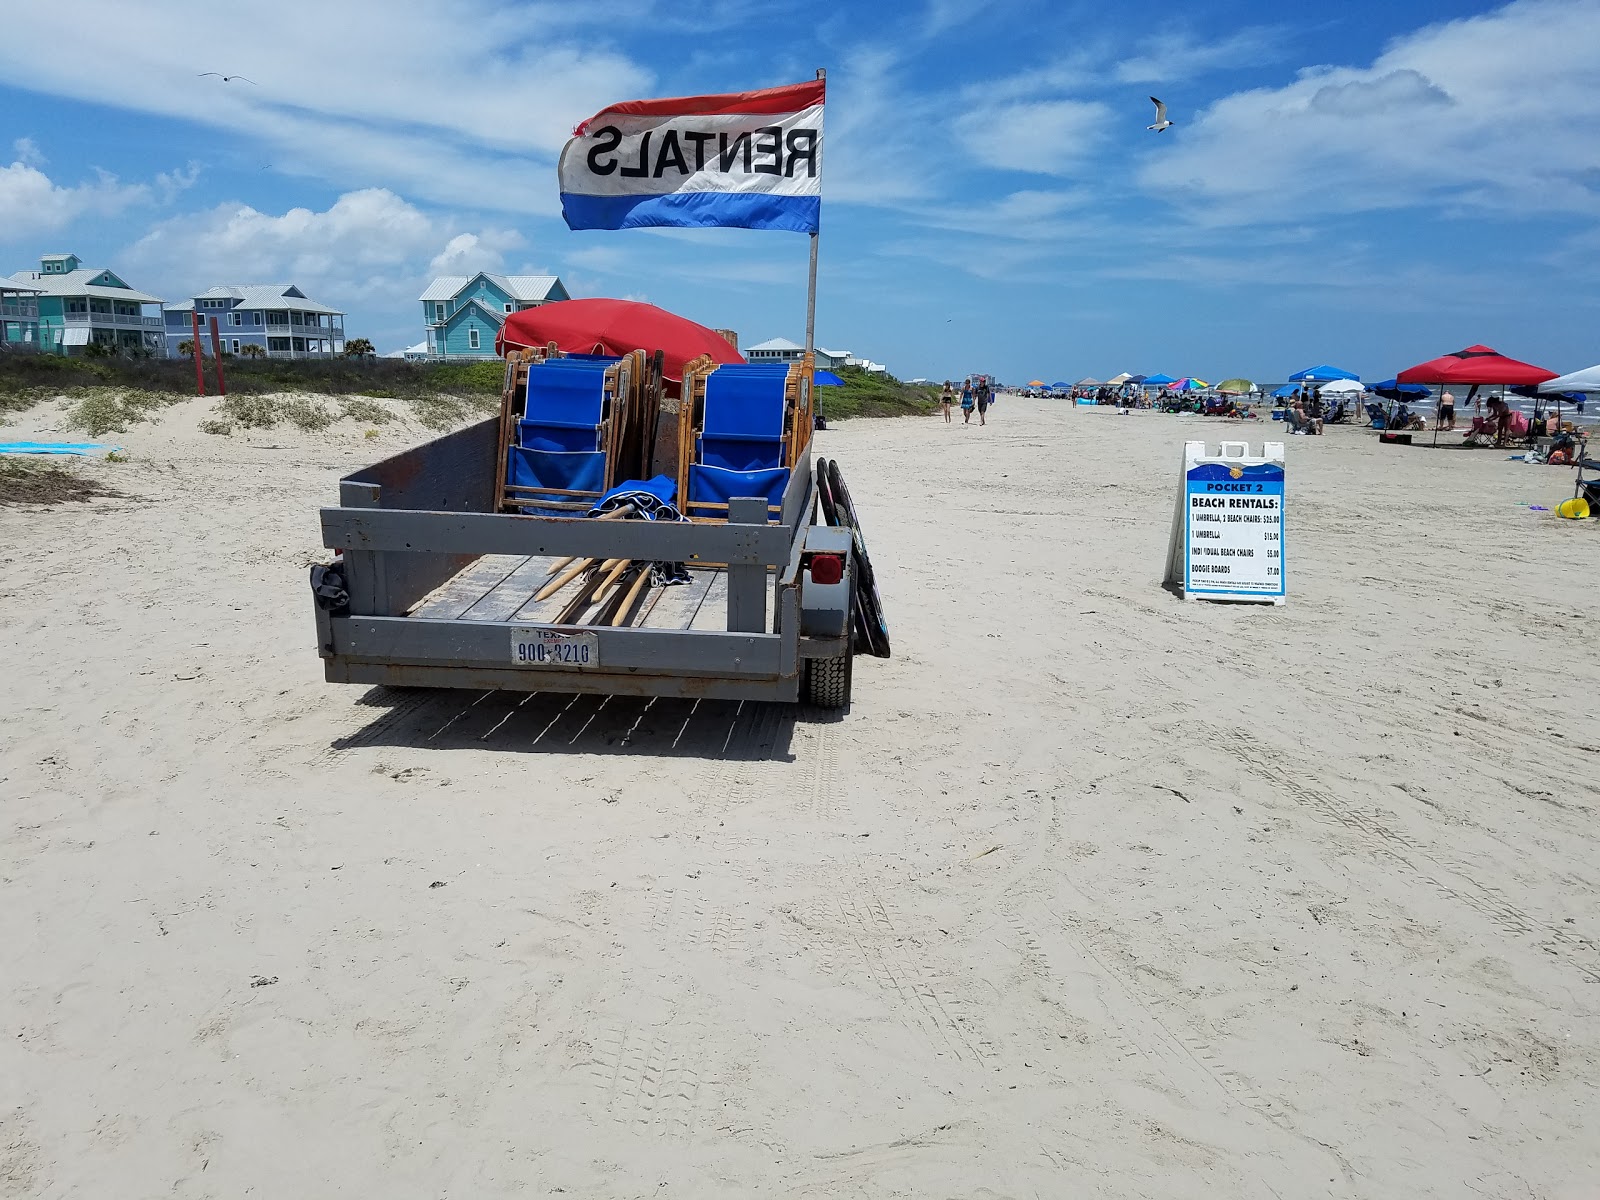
[[826, 459, 891, 659]]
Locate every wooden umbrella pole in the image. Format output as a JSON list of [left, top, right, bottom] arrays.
[[554, 571, 608, 625], [611, 566, 652, 626], [595, 558, 631, 597], [535, 557, 593, 601], [595, 504, 635, 520]]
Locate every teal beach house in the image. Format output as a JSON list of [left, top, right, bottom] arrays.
[[5, 253, 165, 355], [418, 273, 569, 359]]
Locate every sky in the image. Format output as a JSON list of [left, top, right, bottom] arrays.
[[2, 0, 1597, 384]]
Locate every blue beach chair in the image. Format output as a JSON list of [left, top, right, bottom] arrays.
[[679, 362, 804, 521], [501, 353, 629, 515]]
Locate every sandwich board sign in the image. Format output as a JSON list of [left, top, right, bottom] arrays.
[[1165, 440, 1286, 604]]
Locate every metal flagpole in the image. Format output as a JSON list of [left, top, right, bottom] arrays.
[[803, 67, 825, 361]]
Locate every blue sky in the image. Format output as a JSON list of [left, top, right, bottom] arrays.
[[2, 0, 1596, 383]]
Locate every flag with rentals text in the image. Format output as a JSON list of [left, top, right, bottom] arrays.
[[558, 79, 824, 234]]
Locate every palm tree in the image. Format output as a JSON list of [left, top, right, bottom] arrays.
[[342, 337, 375, 358], [238, 344, 266, 359]]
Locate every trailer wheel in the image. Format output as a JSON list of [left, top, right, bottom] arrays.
[[806, 654, 852, 709]]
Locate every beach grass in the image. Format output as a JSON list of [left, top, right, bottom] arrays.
[[817, 366, 940, 420]]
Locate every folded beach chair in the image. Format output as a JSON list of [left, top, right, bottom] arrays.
[[678, 360, 810, 521], [500, 353, 631, 515], [1575, 453, 1600, 512]]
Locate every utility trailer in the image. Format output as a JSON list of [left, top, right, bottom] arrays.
[[310, 416, 880, 708]]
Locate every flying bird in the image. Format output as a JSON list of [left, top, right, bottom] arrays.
[[198, 72, 256, 84], [1147, 96, 1172, 133]]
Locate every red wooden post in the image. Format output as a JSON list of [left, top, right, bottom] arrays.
[[190, 311, 206, 397], [209, 317, 227, 395]]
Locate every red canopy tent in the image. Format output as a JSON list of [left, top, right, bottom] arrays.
[[1395, 344, 1556, 387], [496, 298, 745, 381]]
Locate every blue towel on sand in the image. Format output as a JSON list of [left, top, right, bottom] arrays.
[[0, 441, 119, 456]]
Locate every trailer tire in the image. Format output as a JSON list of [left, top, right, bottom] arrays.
[[806, 654, 852, 709]]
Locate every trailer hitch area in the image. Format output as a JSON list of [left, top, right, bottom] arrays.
[[800, 525, 853, 639]]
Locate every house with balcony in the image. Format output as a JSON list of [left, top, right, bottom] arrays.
[[743, 337, 854, 371], [5, 253, 165, 355], [418, 272, 569, 358], [164, 285, 345, 358], [1, 279, 42, 350]]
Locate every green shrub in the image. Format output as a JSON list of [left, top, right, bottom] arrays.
[[339, 397, 394, 425], [198, 419, 234, 436], [215, 394, 279, 429], [281, 397, 335, 431]]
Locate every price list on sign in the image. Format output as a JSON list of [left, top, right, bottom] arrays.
[[1165, 441, 1286, 604]]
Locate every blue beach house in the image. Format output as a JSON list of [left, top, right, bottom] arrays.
[[163, 285, 345, 358], [417, 272, 569, 359]]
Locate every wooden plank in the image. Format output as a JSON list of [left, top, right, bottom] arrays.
[[322, 507, 791, 567], [408, 554, 520, 619], [459, 555, 562, 622], [689, 571, 728, 631], [331, 614, 782, 676], [726, 496, 768, 633], [639, 569, 716, 631]]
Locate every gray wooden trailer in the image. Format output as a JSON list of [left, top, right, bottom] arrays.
[[310, 417, 861, 708]]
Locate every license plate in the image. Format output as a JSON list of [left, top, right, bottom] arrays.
[[510, 628, 599, 668]]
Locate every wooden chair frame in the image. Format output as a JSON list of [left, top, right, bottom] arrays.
[[495, 344, 635, 514], [677, 353, 813, 523]]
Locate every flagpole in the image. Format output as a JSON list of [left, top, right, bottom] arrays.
[[803, 67, 825, 361]]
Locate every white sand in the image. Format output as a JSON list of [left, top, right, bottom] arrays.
[[2, 393, 1598, 1198]]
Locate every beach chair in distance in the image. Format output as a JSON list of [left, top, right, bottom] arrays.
[[1574, 450, 1600, 513], [677, 359, 811, 522], [500, 354, 633, 515]]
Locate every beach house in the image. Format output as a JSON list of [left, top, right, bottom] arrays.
[[417, 273, 569, 359], [5, 253, 165, 355], [163, 285, 345, 358], [743, 337, 865, 372], [1, 279, 41, 350]]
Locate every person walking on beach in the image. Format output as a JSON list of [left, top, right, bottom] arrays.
[[939, 380, 954, 423], [960, 378, 975, 424], [975, 377, 992, 426]]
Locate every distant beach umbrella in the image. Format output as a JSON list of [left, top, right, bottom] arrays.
[[1028, 379, 1046, 387], [1216, 378, 1254, 394], [1372, 379, 1430, 400], [813, 370, 845, 387]]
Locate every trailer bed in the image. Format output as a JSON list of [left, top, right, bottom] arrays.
[[405, 556, 760, 631]]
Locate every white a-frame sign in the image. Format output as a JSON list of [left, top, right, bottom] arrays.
[[1164, 440, 1286, 604]]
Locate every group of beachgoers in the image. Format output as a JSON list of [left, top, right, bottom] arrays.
[[939, 378, 993, 426]]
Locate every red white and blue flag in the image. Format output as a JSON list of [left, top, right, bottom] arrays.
[[558, 79, 824, 234]]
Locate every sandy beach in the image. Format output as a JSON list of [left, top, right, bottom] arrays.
[[2, 393, 1598, 1198]]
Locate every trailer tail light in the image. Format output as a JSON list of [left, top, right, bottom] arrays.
[[808, 553, 844, 586]]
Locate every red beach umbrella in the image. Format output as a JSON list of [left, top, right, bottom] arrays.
[[1395, 344, 1557, 387], [496, 297, 744, 381]]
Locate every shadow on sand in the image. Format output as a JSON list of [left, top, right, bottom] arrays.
[[325, 686, 845, 762]]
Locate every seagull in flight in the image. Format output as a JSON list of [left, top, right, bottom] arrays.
[[198, 72, 256, 84], [1147, 96, 1172, 133]]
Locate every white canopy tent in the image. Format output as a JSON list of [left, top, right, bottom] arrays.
[[1540, 364, 1600, 394], [1106, 372, 1132, 385]]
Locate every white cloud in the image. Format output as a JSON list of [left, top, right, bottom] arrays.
[[1139, 0, 1600, 223], [121, 188, 525, 306], [1114, 27, 1285, 83], [12, 137, 44, 167], [0, 159, 151, 238], [0, 0, 651, 218], [954, 99, 1111, 174]]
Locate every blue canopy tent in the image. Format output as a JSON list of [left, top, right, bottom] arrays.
[[813, 370, 844, 387], [1050, 381, 1072, 389], [1289, 364, 1360, 383], [1143, 373, 1176, 386], [1272, 383, 1300, 399]]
